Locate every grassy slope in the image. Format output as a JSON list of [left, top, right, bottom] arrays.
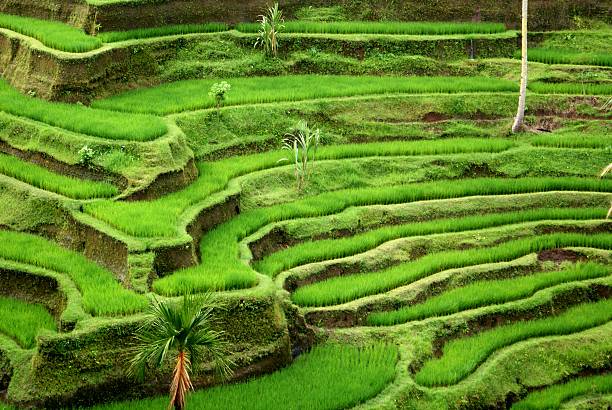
[[0, 13, 101, 52], [368, 263, 610, 325], [91, 75, 519, 115], [88, 343, 398, 410], [0, 296, 56, 349], [0, 80, 166, 141], [512, 373, 612, 410], [0, 153, 118, 199], [415, 298, 612, 386]]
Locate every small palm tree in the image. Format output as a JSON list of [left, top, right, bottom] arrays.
[[129, 294, 233, 410], [255, 3, 284, 57]]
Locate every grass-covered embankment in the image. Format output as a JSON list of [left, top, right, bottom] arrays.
[[0, 13, 101, 52], [0, 153, 118, 199], [512, 373, 612, 410], [368, 263, 610, 325], [291, 233, 612, 307], [0, 231, 147, 315], [0, 296, 56, 348], [91, 75, 519, 115], [0, 80, 167, 141], [236, 21, 507, 35], [255, 208, 607, 276], [415, 298, 612, 386], [88, 343, 398, 410]]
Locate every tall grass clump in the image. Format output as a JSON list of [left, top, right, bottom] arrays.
[[0, 296, 56, 349], [529, 81, 612, 96], [512, 373, 612, 410], [89, 343, 398, 410], [415, 298, 612, 386], [0, 153, 118, 199], [85, 138, 516, 238], [530, 132, 612, 149], [237, 21, 506, 35], [520, 48, 612, 67], [0, 13, 101, 52], [368, 263, 610, 325], [291, 233, 612, 307], [0, 231, 147, 315], [0, 80, 167, 141], [91, 75, 518, 115], [153, 179, 612, 296], [256, 208, 606, 276], [97, 23, 228, 43]]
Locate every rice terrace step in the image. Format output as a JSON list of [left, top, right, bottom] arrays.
[[0, 0, 610, 409]]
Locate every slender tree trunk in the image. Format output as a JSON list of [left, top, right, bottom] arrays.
[[512, 0, 528, 133], [169, 351, 193, 410]]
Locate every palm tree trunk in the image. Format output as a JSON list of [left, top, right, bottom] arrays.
[[512, 0, 528, 133], [169, 350, 193, 410]]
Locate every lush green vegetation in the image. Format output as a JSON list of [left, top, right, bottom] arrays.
[[291, 233, 612, 307], [529, 81, 612, 96], [89, 343, 398, 410], [0, 296, 56, 349], [530, 132, 612, 149], [523, 48, 612, 67], [236, 21, 507, 35], [0, 13, 101, 52], [512, 373, 612, 410], [415, 298, 612, 386], [0, 153, 118, 199], [91, 75, 518, 115], [368, 263, 610, 325], [0, 80, 166, 141], [0, 231, 147, 315], [255, 208, 607, 276], [98, 23, 229, 42], [85, 138, 515, 238], [155, 179, 612, 296]]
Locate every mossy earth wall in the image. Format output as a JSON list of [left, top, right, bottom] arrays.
[[79, 0, 612, 32], [0, 29, 518, 103], [2, 288, 295, 408]]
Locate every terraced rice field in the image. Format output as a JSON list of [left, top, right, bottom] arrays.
[[0, 4, 610, 410]]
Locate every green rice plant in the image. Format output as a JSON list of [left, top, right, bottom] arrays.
[[519, 48, 612, 67], [84, 138, 516, 238], [97, 23, 228, 43], [0, 153, 118, 199], [154, 178, 612, 296], [0, 13, 101, 52], [89, 343, 397, 410], [0, 231, 147, 316], [511, 373, 612, 410], [0, 80, 167, 141], [530, 132, 612, 149], [237, 21, 506, 35], [291, 233, 612, 307], [529, 81, 612, 96], [368, 263, 610, 325], [256, 208, 607, 276], [0, 296, 56, 349], [415, 298, 612, 386], [91, 75, 519, 115]]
